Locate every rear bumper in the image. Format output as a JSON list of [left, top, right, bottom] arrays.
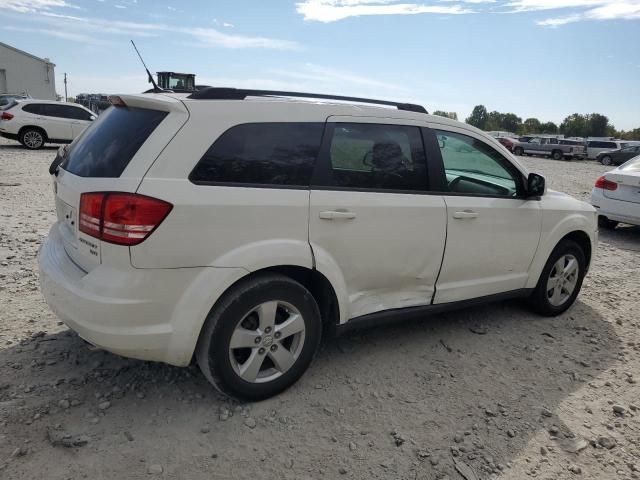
[[0, 131, 19, 141], [591, 188, 640, 226], [38, 223, 247, 366]]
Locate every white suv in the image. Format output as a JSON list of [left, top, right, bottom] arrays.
[[39, 89, 598, 400], [0, 99, 96, 149]]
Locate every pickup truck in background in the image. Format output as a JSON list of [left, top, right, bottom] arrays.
[[512, 136, 586, 160]]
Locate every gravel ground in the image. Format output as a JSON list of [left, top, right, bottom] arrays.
[[1, 137, 639, 480]]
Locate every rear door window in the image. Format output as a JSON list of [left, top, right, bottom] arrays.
[[61, 106, 168, 178], [190, 123, 324, 187], [22, 104, 42, 115], [315, 123, 428, 192]]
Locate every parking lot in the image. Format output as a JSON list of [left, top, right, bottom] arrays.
[[1, 137, 639, 479]]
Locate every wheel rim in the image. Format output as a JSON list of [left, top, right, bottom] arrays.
[[602, 156, 611, 165], [23, 131, 43, 148], [546, 254, 580, 307], [553, 152, 562, 160], [228, 301, 306, 384]]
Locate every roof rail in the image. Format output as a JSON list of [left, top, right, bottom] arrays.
[[186, 87, 428, 114]]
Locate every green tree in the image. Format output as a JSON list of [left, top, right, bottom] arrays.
[[465, 105, 488, 130], [432, 110, 458, 120], [620, 128, 640, 140], [540, 121, 558, 134], [501, 113, 522, 133], [587, 113, 610, 137], [560, 114, 588, 137], [523, 118, 542, 133]]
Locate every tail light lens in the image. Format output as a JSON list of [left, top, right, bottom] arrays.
[[79, 192, 172, 246], [1, 112, 14, 120], [594, 176, 618, 191]]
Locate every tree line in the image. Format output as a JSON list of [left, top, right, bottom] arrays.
[[432, 106, 640, 140]]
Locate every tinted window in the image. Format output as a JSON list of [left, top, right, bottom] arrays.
[[39, 104, 66, 118], [22, 103, 42, 115], [62, 106, 167, 178], [317, 123, 427, 191], [435, 130, 520, 197], [64, 106, 93, 120], [190, 123, 324, 186]]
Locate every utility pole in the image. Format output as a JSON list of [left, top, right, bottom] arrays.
[[64, 73, 68, 102]]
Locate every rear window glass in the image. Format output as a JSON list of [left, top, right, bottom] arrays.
[[620, 156, 640, 171], [190, 123, 324, 187], [22, 104, 42, 114], [62, 106, 167, 178]]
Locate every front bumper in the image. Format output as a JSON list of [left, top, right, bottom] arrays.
[[38, 223, 246, 366]]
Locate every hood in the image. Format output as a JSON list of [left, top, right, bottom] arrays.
[[546, 189, 596, 213]]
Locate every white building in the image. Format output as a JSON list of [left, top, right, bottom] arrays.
[[0, 42, 56, 100]]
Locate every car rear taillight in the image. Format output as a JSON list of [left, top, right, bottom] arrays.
[[79, 192, 172, 246], [1, 112, 14, 120], [594, 176, 618, 191]]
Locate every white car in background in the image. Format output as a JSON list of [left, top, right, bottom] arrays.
[[0, 99, 96, 149], [38, 89, 598, 400], [591, 155, 640, 229]]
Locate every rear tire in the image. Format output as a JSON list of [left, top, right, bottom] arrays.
[[514, 147, 524, 156], [529, 240, 586, 316], [19, 128, 45, 150], [598, 216, 618, 230], [552, 150, 563, 161], [600, 156, 612, 166], [196, 273, 322, 401]]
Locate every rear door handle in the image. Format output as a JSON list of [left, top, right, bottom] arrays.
[[453, 210, 479, 220], [319, 210, 357, 220]]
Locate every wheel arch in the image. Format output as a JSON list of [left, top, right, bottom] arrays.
[[18, 125, 48, 141], [526, 222, 596, 289], [182, 265, 341, 366], [561, 230, 592, 270]]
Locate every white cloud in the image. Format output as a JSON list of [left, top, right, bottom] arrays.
[[0, 0, 70, 12], [2, 24, 106, 43], [295, 0, 640, 25], [531, 0, 640, 26], [8, 10, 300, 49], [296, 0, 473, 22]]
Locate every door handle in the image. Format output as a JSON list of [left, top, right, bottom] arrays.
[[319, 210, 357, 220], [453, 210, 479, 220]]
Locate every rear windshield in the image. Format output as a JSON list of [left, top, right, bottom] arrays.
[[62, 106, 167, 177]]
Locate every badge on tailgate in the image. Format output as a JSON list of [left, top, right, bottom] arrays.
[[78, 233, 100, 260]]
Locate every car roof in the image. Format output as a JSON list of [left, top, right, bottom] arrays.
[[154, 91, 469, 129]]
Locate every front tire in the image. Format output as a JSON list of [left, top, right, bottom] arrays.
[[529, 240, 586, 316], [19, 128, 45, 150], [514, 147, 524, 156], [196, 273, 322, 401], [552, 150, 563, 161]]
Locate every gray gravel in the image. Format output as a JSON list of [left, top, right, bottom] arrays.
[[1, 138, 639, 479]]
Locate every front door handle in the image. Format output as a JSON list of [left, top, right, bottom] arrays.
[[453, 210, 479, 220], [319, 210, 357, 220]]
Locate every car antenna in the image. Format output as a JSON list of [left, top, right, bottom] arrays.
[[130, 40, 162, 93]]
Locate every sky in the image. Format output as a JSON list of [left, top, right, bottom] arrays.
[[1, 0, 639, 130]]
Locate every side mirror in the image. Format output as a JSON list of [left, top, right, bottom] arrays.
[[527, 173, 546, 198], [89, 115, 96, 121]]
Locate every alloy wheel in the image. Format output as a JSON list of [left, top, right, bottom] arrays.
[[228, 301, 306, 383], [23, 131, 43, 149], [546, 254, 580, 307]]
